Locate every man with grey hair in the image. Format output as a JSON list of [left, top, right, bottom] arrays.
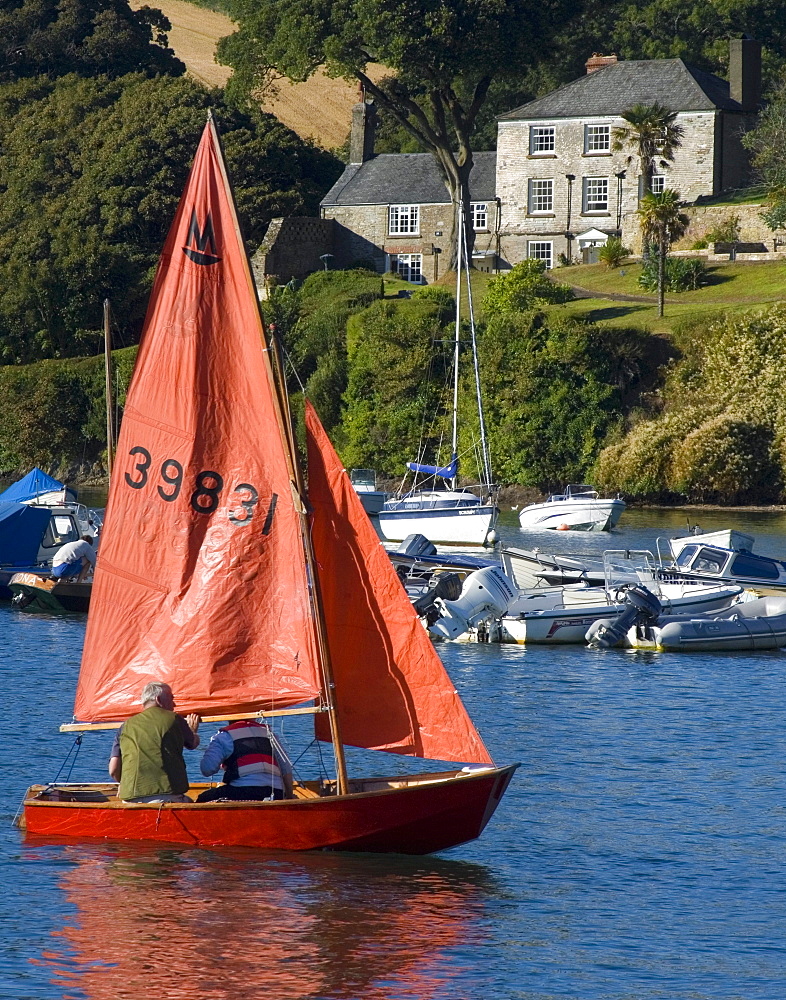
[[108, 681, 200, 803]]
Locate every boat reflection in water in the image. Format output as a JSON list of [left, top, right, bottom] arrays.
[[29, 840, 498, 999]]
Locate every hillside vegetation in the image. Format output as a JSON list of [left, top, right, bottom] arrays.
[[6, 261, 786, 507]]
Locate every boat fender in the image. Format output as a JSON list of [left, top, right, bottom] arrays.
[[586, 584, 662, 649]]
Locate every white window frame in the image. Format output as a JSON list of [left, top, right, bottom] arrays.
[[651, 174, 665, 194], [584, 124, 610, 153], [583, 176, 609, 213], [528, 178, 554, 214], [389, 253, 423, 283], [471, 202, 488, 231], [388, 204, 420, 236], [528, 241, 553, 269], [529, 126, 555, 154]]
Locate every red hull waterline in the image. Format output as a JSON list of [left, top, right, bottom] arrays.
[[21, 765, 518, 855]]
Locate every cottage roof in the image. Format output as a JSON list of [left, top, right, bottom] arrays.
[[321, 151, 496, 207], [499, 59, 745, 121]]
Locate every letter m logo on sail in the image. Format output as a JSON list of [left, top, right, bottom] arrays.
[[183, 209, 222, 265]]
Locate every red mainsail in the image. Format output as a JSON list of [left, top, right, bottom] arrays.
[[305, 401, 494, 765], [74, 120, 322, 721]]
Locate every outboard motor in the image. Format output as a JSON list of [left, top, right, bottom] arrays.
[[429, 566, 517, 640], [586, 585, 662, 649], [412, 572, 463, 626], [396, 533, 438, 559]]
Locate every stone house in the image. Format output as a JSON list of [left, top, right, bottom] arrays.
[[496, 39, 761, 266], [255, 39, 762, 283], [317, 103, 498, 284]]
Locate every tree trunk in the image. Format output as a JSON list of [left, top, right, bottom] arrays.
[[441, 156, 475, 271], [657, 235, 665, 317]]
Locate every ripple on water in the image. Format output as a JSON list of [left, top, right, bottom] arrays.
[[4, 510, 786, 998]]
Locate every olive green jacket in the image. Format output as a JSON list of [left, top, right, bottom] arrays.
[[118, 706, 189, 800]]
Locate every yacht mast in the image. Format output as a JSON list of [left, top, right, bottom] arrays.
[[451, 202, 463, 492]]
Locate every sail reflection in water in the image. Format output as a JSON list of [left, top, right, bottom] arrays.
[[32, 842, 497, 999]]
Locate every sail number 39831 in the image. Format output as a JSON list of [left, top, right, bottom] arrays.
[[124, 446, 277, 532]]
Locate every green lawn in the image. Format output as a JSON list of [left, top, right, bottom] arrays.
[[546, 258, 786, 333], [692, 185, 768, 207], [560, 259, 786, 301], [384, 259, 786, 334]]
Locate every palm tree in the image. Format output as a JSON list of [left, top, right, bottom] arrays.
[[613, 103, 685, 196], [637, 189, 689, 318]]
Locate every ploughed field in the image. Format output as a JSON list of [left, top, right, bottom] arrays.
[[130, 0, 386, 148]]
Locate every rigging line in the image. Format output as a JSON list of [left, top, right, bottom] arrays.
[[278, 341, 307, 394], [46, 735, 84, 787]]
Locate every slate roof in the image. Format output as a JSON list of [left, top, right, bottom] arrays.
[[499, 59, 745, 121], [321, 150, 496, 207]]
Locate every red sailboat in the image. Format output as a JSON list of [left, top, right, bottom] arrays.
[[19, 118, 517, 854]]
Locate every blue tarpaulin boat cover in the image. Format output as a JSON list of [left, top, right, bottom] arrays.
[[406, 456, 458, 480], [0, 467, 73, 503], [0, 501, 51, 565]]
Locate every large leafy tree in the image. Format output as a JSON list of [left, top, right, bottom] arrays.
[[0, 0, 185, 81], [613, 103, 684, 196], [742, 82, 786, 229], [0, 73, 342, 362], [637, 189, 689, 317], [215, 0, 575, 256]]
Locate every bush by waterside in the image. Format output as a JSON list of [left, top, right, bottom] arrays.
[[0, 346, 136, 476], [595, 304, 786, 503]]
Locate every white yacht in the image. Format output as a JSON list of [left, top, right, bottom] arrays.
[[378, 205, 499, 546]]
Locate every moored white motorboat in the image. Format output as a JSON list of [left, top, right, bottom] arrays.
[[493, 581, 747, 644], [518, 484, 625, 532], [659, 529, 786, 593], [422, 549, 747, 644]]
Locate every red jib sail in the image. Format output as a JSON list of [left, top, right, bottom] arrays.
[[74, 119, 322, 721], [305, 401, 494, 765]]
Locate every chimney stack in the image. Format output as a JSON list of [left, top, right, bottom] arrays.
[[729, 37, 761, 111], [349, 101, 377, 165], [585, 53, 618, 74]]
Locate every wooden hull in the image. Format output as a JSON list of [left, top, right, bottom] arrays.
[[8, 571, 91, 612], [20, 765, 518, 855]]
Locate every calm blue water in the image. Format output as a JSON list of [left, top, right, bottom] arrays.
[[4, 507, 786, 998]]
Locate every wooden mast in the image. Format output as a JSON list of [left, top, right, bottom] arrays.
[[103, 299, 114, 478], [268, 333, 350, 796], [207, 115, 349, 796]]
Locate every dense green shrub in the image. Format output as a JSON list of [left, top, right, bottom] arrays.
[[410, 285, 456, 323], [283, 270, 384, 436], [341, 297, 452, 475], [638, 252, 707, 292], [595, 304, 786, 502], [483, 259, 574, 314], [0, 346, 136, 475], [477, 312, 654, 487], [669, 414, 781, 503]]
